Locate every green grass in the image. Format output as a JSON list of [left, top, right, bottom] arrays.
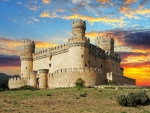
[[0, 87, 150, 113]]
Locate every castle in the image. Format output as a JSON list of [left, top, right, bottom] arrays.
[[9, 20, 135, 89]]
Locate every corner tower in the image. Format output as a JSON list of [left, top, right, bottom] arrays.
[[68, 20, 90, 68], [20, 40, 35, 78], [95, 36, 114, 53]]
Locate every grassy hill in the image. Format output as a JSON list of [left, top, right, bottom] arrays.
[[0, 87, 150, 113]]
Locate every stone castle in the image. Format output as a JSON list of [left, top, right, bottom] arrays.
[[9, 20, 135, 89]]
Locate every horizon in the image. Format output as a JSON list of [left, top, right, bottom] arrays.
[[0, 0, 150, 86]]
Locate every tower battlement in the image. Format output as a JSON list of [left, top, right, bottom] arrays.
[[95, 36, 114, 53], [24, 40, 35, 46], [72, 20, 86, 30]]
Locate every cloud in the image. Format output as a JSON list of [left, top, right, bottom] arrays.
[[42, 0, 50, 4], [40, 11, 60, 18], [17, 2, 22, 4], [124, 0, 136, 4], [30, 6, 38, 11], [0, 54, 20, 67], [2, 0, 9, 2], [95, 0, 110, 4], [31, 17, 39, 22], [35, 41, 58, 48], [62, 14, 123, 23]]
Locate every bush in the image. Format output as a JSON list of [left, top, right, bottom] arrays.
[[117, 94, 127, 106], [10, 85, 39, 91], [75, 78, 85, 88], [117, 91, 150, 107]]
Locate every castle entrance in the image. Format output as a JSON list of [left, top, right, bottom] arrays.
[[36, 78, 39, 87]]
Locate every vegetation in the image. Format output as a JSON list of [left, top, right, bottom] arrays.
[[0, 87, 150, 113], [117, 91, 150, 107], [107, 80, 117, 85], [10, 85, 39, 91], [75, 78, 85, 89]]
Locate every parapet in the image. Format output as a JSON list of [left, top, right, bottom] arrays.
[[30, 70, 37, 74], [68, 37, 90, 47], [33, 44, 68, 60], [39, 69, 49, 73], [48, 67, 103, 77], [72, 19, 86, 30], [24, 40, 35, 46]]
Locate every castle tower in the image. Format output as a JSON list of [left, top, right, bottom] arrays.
[[95, 36, 114, 53], [39, 69, 49, 89], [20, 40, 35, 78], [72, 19, 86, 38], [30, 70, 37, 87], [68, 20, 90, 68]]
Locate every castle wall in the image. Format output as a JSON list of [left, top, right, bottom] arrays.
[[9, 77, 30, 89], [48, 67, 105, 88], [104, 59, 121, 75], [107, 72, 135, 85], [33, 52, 69, 73]]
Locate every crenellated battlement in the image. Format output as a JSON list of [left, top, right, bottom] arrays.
[[24, 40, 35, 46], [33, 44, 68, 60], [9, 77, 30, 82], [107, 72, 136, 85], [72, 20, 86, 30], [48, 67, 103, 77], [89, 44, 106, 59], [105, 51, 121, 60]]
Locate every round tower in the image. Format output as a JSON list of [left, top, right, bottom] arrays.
[[68, 20, 90, 68], [39, 69, 49, 89], [30, 70, 37, 87], [20, 40, 35, 78]]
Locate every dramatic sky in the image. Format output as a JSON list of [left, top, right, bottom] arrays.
[[0, 0, 150, 86]]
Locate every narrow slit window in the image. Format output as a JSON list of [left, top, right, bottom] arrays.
[[81, 55, 84, 58], [49, 63, 51, 67]]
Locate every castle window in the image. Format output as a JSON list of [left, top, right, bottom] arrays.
[[81, 55, 84, 58], [101, 65, 103, 68], [22, 73, 23, 76], [26, 67, 27, 69], [49, 63, 51, 67], [85, 64, 87, 67], [112, 63, 115, 67]]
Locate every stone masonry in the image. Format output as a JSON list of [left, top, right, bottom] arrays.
[[8, 20, 135, 89]]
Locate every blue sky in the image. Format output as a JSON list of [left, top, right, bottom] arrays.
[[0, 0, 150, 86]]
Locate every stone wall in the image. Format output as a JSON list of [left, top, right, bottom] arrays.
[[107, 72, 135, 85], [9, 77, 30, 89], [48, 67, 105, 88]]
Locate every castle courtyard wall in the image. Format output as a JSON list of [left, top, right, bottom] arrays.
[[48, 67, 105, 88]]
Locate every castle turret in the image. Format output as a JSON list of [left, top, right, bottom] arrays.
[[68, 20, 90, 68], [20, 40, 35, 78], [95, 36, 114, 53]]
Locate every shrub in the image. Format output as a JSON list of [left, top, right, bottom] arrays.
[[117, 94, 127, 106], [10, 85, 39, 91], [117, 91, 150, 107], [75, 78, 85, 88]]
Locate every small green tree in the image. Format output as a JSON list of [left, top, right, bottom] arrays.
[[75, 78, 85, 88]]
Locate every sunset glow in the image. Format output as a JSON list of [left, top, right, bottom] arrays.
[[0, 0, 150, 86]]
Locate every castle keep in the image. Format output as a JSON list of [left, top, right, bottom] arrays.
[[9, 20, 135, 89]]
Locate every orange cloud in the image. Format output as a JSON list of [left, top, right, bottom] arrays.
[[124, 0, 136, 4], [35, 41, 58, 48], [0, 66, 21, 75], [40, 12, 60, 18], [95, 0, 110, 4], [63, 14, 123, 23], [119, 5, 150, 19], [42, 0, 50, 4]]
